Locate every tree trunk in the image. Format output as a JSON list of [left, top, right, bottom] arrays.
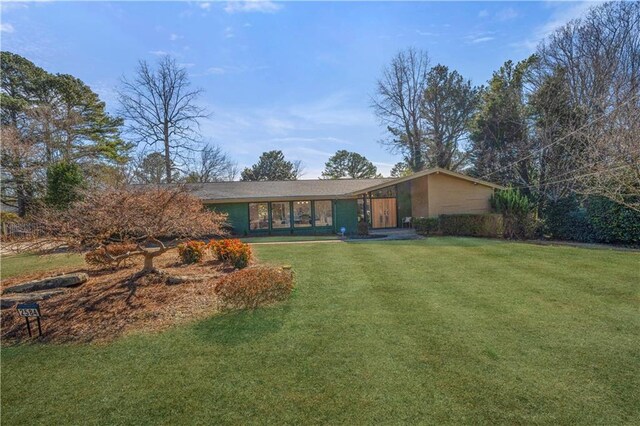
[[164, 121, 172, 183], [143, 254, 155, 272]]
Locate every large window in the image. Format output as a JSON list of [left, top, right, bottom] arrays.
[[292, 201, 312, 227], [271, 202, 290, 229], [249, 203, 269, 230], [357, 198, 371, 226], [314, 200, 333, 227]]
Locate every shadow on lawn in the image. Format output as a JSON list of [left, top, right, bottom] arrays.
[[192, 305, 291, 345]]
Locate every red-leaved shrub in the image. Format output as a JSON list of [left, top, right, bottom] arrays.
[[209, 238, 252, 269], [177, 240, 208, 264], [214, 266, 294, 309], [85, 243, 138, 269]]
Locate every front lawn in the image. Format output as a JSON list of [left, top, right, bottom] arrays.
[[1, 238, 639, 424], [1, 253, 85, 280]]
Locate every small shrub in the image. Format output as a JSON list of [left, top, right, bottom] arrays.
[[209, 238, 252, 269], [177, 240, 208, 264], [85, 243, 138, 269], [491, 188, 538, 239], [214, 266, 294, 309], [357, 220, 369, 236], [412, 217, 439, 235], [439, 214, 504, 238]]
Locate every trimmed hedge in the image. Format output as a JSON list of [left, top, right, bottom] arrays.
[[439, 214, 504, 238], [412, 217, 439, 235]]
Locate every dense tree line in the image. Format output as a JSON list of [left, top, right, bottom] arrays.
[[374, 1, 639, 216]]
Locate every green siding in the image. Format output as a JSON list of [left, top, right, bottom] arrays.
[[397, 181, 412, 220], [209, 200, 352, 236], [208, 203, 249, 236], [335, 199, 358, 235]]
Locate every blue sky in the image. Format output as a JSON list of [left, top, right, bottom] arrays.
[[1, 1, 599, 178]]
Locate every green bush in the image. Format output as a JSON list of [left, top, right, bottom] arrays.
[[412, 217, 439, 235], [490, 188, 538, 239], [439, 214, 504, 238], [542, 197, 595, 242], [541, 195, 639, 245], [357, 220, 369, 236], [586, 196, 640, 244], [45, 161, 85, 210]]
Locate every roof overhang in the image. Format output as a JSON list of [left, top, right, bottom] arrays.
[[203, 194, 357, 204], [349, 167, 505, 195]]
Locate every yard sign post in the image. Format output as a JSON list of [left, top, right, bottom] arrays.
[[16, 302, 42, 337]]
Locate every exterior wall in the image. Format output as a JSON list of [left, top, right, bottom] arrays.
[[426, 173, 494, 217], [410, 175, 429, 217], [397, 181, 412, 221], [334, 199, 358, 235], [208, 203, 249, 236]]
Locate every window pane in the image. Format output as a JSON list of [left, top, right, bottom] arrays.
[[314, 200, 333, 227], [271, 202, 290, 229], [249, 203, 269, 230], [292, 201, 312, 227], [371, 186, 396, 198]]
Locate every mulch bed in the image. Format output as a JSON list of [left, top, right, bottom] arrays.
[[1, 252, 235, 345]]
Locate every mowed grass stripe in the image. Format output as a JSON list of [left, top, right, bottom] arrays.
[[1, 238, 638, 425]]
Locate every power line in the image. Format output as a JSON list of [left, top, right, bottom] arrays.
[[477, 92, 639, 181], [510, 165, 631, 190]]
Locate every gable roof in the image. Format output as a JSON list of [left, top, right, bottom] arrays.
[[183, 178, 394, 203], [135, 168, 501, 203], [348, 167, 505, 195]]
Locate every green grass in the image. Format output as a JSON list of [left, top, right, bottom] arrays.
[[1, 253, 85, 280], [2, 238, 639, 424], [240, 235, 339, 243]]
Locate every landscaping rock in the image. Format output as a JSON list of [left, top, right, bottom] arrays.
[[2, 273, 88, 295], [1, 289, 67, 309]]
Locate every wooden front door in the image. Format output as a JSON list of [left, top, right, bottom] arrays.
[[371, 198, 397, 228]]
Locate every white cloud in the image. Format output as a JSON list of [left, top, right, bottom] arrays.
[[478, 9, 489, 18], [224, 1, 282, 14], [199, 2, 211, 10], [513, 1, 601, 52], [224, 26, 235, 39], [199, 64, 268, 76], [469, 36, 495, 44], [0, 2, 28, 13], [149, 50, 170, 56], [206, 67, 227, 75], [169, 33, 182, 41], [416, 30, 438, 37], [0, 23, 15, 33]]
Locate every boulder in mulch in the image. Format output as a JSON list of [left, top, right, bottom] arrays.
[[2, 273, 88, 295], [0, 289, 67, 309]]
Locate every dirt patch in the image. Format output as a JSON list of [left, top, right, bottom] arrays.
[[1, 252, 234, 344]]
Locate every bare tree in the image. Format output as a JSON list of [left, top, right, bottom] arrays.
[[21, 186, 227, 274], [118, 56, 208, 183], [536, 1, 640, 209], [372, 48, 430, 172], [186, 145, 238, 183]]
